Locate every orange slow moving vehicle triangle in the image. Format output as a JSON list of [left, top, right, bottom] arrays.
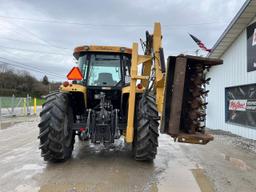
[[67, 67, 83, 80]]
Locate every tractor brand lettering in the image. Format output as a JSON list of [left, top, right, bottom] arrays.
[[96, 46, 115, 51], [229, 100, 247, 111]]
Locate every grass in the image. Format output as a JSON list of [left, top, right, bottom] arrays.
[[31, 98, 45, 106]]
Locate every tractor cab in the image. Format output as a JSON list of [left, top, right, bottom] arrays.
[[73, 46, 132, 89], [68, 45, 133, 111]]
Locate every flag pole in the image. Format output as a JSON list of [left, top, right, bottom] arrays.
[[195, 49, 199, 56]]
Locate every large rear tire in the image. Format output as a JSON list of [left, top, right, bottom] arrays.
[[38, 92, 75, 162], [133, 93, 159, 161]]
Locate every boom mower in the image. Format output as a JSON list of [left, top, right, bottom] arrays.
[[38, 23, 222, 162]]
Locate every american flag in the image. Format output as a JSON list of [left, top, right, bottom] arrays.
[[189, 34, 211, 53]]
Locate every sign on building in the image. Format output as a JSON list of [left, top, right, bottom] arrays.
[[247, 22, 256, 72], [226, 84, 256, 128]]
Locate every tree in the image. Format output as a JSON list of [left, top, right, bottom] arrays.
[[0, 69, 57, 97], [42, 75, 49, 85]]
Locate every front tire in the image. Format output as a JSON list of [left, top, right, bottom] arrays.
[[133, 93, 159, 161], [38, 92, 75, 162]]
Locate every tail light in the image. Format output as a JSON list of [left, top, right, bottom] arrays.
[[137, 83, 143, 89], [63, 81, 69, 87]]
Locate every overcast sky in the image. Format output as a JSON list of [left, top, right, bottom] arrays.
[[0, 0, 246, 81]]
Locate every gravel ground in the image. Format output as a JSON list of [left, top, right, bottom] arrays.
[[180, 129, 256, 192], [0, 118, 255, 192], [0, 118, 205, 192], [209, 129, 256, 153]]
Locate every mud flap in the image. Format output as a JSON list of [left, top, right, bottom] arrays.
[[161, 55, 222, 144]]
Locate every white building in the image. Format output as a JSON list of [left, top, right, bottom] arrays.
[[207, 0, 256, 140]]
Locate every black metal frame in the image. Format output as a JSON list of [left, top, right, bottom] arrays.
[[225, 83, 256, 129]]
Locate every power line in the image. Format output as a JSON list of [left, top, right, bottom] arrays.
[[1, 19, 70, 51], [0, 60, 63, 79], [0, 56, 64, 77], [0, 15, 227, 28], [0, 60, 63, 78], [0, 57, 64, 78], [0, 46, 68, 72], [13, 22, 70, 50], [0, 47, 46, 67], [0, 49, 68, 79], [0, 36, 72, 51], [0, 45, 71, 56]]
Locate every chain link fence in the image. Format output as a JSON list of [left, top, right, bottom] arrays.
[[0, 95, 32, 117], [0, 95, 43, 129]]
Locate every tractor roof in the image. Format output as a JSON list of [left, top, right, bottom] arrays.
[[73, 45, 132, 59]]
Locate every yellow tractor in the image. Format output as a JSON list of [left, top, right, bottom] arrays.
[[38, 23, 222, 161]]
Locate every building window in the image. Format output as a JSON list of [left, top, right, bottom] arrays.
[[225, 84, 256, 128]]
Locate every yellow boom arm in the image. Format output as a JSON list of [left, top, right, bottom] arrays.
[[125, 22, 165, 143]]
